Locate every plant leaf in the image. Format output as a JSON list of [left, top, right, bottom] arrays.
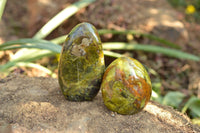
[[182, 96, 200, 117], [0, 0, 7, 21], [0, 38, 62, 53], [33, 0, 96, 39], [0, 49, 55, 72], [151, 90, 163, 103], [162, 91, 185, 108], [192, 118, 200, 126], [98, 29, 180, 49], [51, 35, 67, 44], [102, 42, 200, 61], [103, 50, 124, 58]]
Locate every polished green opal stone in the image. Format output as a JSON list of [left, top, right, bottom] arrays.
[[58, 22, 105, 101], [101, 57, 152, 115]]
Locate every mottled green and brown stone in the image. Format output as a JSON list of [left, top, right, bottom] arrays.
[[58, 22, 105, 101], [101, 57, 152, 115]]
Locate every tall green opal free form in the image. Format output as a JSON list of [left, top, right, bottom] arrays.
[[58, 23, 105, 101], [101, 57, 152, 115]]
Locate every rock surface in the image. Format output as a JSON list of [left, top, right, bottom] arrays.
[[0, 74, 199, 133], [58, 22, 105, 101], [101, 57, 151, 115]]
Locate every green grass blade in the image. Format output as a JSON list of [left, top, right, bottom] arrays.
[[1, 38, 199, 61], [0, 49, 55, 72], [162, 91, 185, 108], [182, 96, 200, 117], [33, 0, 95, 39], [0, 38, 61, 72], [103, 50, 124, 58], [0, 38, 62, 53], [98, 29, 180, 49], [0, 0, 7, 21], [102, 42, 200, 61], [51, 35, 67, 44]]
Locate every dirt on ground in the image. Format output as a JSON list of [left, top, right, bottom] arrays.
[[0, 74, 199, 133]]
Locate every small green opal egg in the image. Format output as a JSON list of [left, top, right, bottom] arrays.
[[58, 22, 105, 101], [101, 57, 152, 115]]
